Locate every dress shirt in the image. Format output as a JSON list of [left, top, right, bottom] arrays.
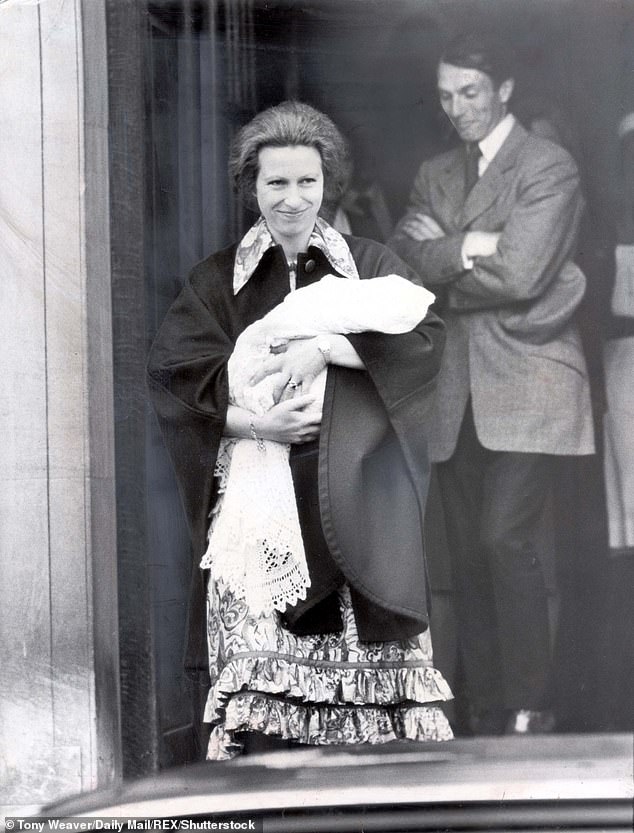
[[461, 113, 515, 269], [477, 113, 516, 177]]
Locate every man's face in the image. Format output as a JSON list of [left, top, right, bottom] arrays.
[[437, 61, 513, 143]]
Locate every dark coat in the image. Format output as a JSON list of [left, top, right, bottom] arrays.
[[147, 234, 445, 682]]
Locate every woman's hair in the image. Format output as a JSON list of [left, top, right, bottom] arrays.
[[229, 101, 351, 212]]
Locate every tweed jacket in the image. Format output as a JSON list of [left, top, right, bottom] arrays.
[[389, 120, 594, 461], [146, 233, 445, 679]]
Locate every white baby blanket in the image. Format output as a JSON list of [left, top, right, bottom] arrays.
[[202, 274, 435, 615]]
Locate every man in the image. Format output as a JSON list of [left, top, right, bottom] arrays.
[[389, 32, 594, 734]]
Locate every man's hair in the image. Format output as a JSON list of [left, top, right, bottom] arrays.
[[229, 100, 351, 212], [439, 31, 514, 86]]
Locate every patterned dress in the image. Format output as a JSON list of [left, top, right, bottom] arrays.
[[202, 445, 453, 761], [204, 580, 453, 760]]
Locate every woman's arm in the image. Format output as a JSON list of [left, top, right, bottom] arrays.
[[225, 395, 322, 444], [250, 334, 364, 404], [327, 334, 364, 369]]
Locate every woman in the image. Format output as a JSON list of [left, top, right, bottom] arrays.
[[147, 101, 452, 760]]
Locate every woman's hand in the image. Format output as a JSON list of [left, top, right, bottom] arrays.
[[250, 334, 364, 402], [251, 337, 327, 403], [256, 394, 322, 444]]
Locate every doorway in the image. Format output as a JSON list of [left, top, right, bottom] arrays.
[[110, 0, 632, 772]]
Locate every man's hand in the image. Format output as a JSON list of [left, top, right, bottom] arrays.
[[462, 231, 501, 260], [400, 213, 446, 241]]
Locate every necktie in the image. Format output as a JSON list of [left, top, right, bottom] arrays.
[[465, 143, 482, 194]]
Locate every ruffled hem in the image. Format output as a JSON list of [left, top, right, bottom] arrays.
[[204, 654, 453, 724], [207, 692, 453, 760]]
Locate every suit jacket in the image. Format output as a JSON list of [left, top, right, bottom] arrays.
[[389, 120, 594, 461]]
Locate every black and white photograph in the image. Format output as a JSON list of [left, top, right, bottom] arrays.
[[1, 0, 633, 829]]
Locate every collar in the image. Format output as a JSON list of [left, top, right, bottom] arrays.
[[478, 113, 515, 166], [233, 216, 359, 294]]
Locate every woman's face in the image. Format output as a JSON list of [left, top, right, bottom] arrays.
[[255, 145, 324, 252]]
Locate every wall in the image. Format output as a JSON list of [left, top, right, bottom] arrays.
[[0, 0, 120, 815]]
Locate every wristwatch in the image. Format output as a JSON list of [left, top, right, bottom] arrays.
[[316, 335, 331, 364]]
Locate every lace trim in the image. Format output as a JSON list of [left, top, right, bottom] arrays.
[[207, 693, 453, 760], [200, 438, 233, 543], [201, 438, 310, 616]]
